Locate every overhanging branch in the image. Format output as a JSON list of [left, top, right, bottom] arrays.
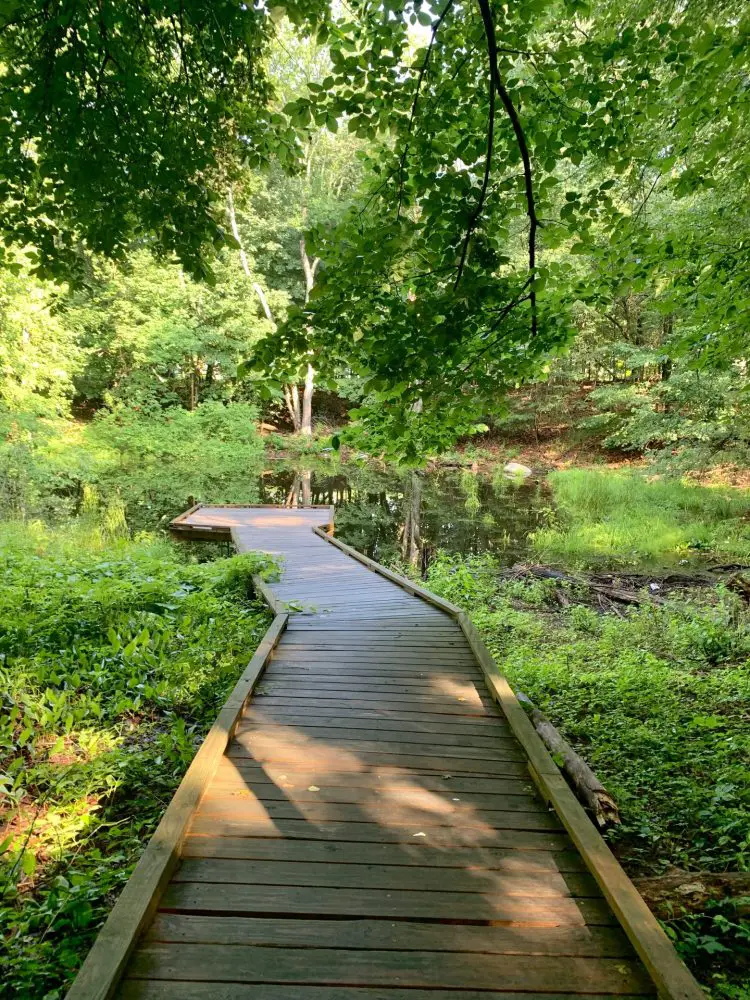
[[476, 0, 539, 336]]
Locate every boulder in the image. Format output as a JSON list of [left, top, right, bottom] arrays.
[[503, 461, 532, 479]]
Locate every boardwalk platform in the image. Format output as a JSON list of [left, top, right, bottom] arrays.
[[66, 507, 703, 1000]]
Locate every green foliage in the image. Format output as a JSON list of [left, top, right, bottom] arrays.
[[66, 251, 270, 411], [245, 0, 750, 457], [0, 518, 272, 997], [425, 550, 750, 991], [583, 367, 750, 472], [0, 259, 81, 417], [532, 469, 750, 567], [0, 0, 329, 280]]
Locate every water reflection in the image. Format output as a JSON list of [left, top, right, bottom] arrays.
[[257, 464, 551, 575]]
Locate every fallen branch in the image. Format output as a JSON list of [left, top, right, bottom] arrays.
[[503, 563, 670, 606], [633, 868, 750, 921], [516, 691, 620, 827]]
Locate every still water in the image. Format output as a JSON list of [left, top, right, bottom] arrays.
[[254, 463, 552, 573]]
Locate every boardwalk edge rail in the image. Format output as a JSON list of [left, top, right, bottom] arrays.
[[64, 601, 288, 1000], [312, 525, 705, 1000]]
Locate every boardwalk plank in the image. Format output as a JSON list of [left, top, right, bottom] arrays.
[[160, 882, 615, 924], [180, 836, 587, 871], [120, 985, 654, 1000], [126, 943, 651, 992], [144, 912, 633, 954], [173, 858, 599, 897]]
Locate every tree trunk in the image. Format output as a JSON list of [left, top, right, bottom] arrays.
[[633, 869, 750, 921], [401, 472, 422, 568], [300, 468, 312, 507], [299, 234, 319, 437], [284, 384, 302, 433], [516, 691, 620, 827], [187, 369, 197, 411], [228, 185, 300, 428], [301, 363, 314, 435]]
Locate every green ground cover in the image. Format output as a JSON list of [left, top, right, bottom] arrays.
[[532, 469, 750, 568], [0, 509, 272, 998]]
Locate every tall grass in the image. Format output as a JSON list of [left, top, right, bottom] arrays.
[[532, 469, 750, 568]]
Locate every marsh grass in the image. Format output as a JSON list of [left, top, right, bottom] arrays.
[[532, 469, 750, 567]]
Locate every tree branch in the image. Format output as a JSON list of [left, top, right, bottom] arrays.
[[476, 0, 539, 336]]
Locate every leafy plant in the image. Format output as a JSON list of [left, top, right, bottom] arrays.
[[0, 518, 272, 997]]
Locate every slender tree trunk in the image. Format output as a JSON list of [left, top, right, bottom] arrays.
[[401, 472, 422, 568], [227, 186, 302, 430], [301, 468, 312, 507], [301, 364, 314, 435], [284, 384, 302, 432], [187, 368, 197, 411], [299, 232, 320, 437]]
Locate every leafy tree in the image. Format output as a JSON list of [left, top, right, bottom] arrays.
[[0, 255, 80, 416], [65, 251, 268, 412], [249, 0, 749, 458], [0, 0, 328, 280]]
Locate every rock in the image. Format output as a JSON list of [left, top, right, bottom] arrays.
[[503, 461, 532, 479]]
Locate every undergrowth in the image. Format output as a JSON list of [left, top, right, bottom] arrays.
[[0, 401, 266, 530], [426, 552, 750, 997], [0, 511, 273, 998]]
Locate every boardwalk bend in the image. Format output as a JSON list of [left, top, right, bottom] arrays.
[[66, 505, 704, 1000]]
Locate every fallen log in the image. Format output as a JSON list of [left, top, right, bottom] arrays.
[[516, 691, 620, 827], [727, 572, 750, 601], [503, 563, 669, 606], [633, 868, 750, 921]]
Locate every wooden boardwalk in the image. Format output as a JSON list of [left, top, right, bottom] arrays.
[[67, 507, 703, 1000]]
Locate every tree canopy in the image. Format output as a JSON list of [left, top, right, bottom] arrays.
[[1, 0, 748, 458]]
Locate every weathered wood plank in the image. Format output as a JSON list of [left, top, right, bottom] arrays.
[[186, 815, 572, 849], [193, 798, 562, 831], [179, 836, 587, 871], [224, 745, 530, 775], [241, 707, 507, 731], [159, 882, 616, 924], [127, 943, 650, 992], [144, 912, 631, 954], [213, 760, 529, 793], [173, 858, 599, 897], [120, 983, 653, 1000]]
